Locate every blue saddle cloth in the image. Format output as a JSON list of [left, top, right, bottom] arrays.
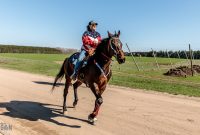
[[69, 52, 80, 65]]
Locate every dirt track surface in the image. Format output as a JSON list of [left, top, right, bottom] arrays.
[[0, 68, 200, 135]]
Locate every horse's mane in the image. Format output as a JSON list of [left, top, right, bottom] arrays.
[[95, 37, 109, 54]]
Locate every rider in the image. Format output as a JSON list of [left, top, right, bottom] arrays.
[[70, 21, 102, 80]]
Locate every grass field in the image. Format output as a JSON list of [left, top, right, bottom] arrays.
[[0, 53, 200, 97]]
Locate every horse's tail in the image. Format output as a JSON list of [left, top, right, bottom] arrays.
[[52, 58, 68, 90]]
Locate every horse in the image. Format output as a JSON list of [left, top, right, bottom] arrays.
[[52, 31, 125, 124]]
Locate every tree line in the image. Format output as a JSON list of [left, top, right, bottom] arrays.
[[1, 44, 199, 59], [125, 50, 200, 59], [0, 45, 77, 54]]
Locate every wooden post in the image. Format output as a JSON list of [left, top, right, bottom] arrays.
[[189, 44, 194, 76], [151, 48, 159, 69], [166, 50, 173, 68], [126, 43, 140, 71]]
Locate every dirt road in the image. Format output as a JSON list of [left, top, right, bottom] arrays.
[[0, 68, 200, 135]]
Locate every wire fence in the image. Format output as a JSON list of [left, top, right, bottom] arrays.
[[124, 44, 200, 72]]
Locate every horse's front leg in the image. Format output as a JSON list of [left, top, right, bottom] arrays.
[[88, 94, 103, 123], [88, 82, 106, 124], [73, 81, 82, 108], [63, 78, 71, 114]]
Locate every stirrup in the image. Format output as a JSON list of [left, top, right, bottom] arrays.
[[70, 72, 77, 81]]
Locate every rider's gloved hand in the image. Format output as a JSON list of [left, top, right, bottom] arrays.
[[94, 39, 99, 44], [88, 48, 95, 56]]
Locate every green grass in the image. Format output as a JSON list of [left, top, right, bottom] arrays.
[[111, 72, 200, 97], [0, 53, 70, 76], [0, 53, 200, 97]]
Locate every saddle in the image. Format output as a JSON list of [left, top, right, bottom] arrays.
[[69, 52, 80, 65], [69, 52, 106, 83], [69, 52, 87, 68]]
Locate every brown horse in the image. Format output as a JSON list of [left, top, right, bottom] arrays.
[[52, 31, 125, 124]]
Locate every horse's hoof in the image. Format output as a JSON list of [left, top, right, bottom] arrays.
[[63, 107, 68, 115], [88, 115, 97, 125], [73, 101, 78, 108], [63, 110, 68, 115]]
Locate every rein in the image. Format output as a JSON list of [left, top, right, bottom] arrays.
[[93, 38, 114, 79], [94, 59, 111, 78], [101, 52, 112, 61]]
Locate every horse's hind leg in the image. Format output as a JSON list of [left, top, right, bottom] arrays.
[[73, 81, 82, 108], [63, 78, 71, 114]]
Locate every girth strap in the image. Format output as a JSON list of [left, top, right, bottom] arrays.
[[94, 60, 107, 78]]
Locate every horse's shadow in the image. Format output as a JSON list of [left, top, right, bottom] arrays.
[[0, 100, 89, 128]]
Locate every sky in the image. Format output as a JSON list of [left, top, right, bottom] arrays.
[[0, 0, 200, 51]]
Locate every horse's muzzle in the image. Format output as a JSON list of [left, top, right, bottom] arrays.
[[118, 58, 125, 64]]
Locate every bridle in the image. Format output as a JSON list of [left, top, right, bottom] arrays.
[[108, 36, 123, 59], [98, 36, 123, 62]]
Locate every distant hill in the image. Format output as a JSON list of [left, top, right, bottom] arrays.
[[0, 44, 78, 54]]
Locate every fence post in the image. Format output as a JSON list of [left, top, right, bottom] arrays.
[[189, 44, 194, 76], [151, 48, 160, 69], [125, 43, 140, 71]]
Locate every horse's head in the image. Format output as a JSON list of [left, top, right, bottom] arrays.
[[107, 31, 125, 64]]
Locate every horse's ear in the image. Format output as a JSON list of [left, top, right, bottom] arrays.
[[107, 31, 113, 38], [117, 30, 121, 37]]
